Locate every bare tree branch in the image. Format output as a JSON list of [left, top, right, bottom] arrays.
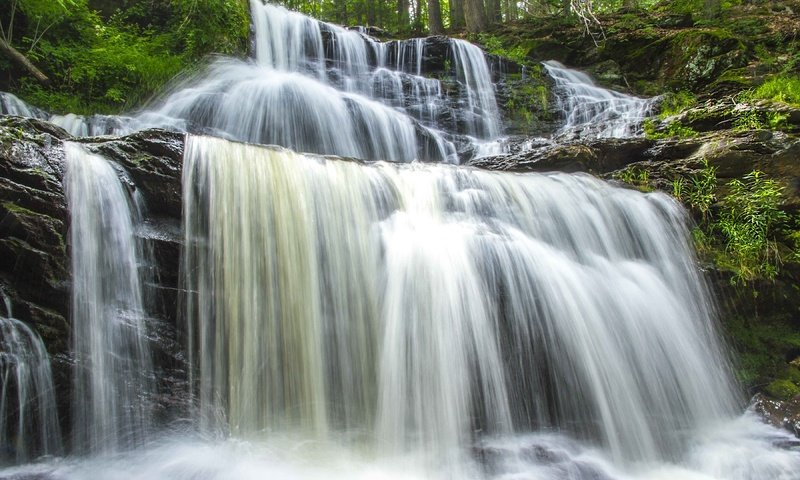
[[0, 37, 50, 84]]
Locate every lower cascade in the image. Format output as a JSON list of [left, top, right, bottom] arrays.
[[0, 135, 798, 479], [176, 135, 795, 478]]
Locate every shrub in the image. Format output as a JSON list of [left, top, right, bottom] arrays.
[[717, 171, 789, 283]]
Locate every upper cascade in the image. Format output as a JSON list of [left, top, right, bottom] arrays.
[[0, 1, 505, 163], [137, 0, 502, 162], [544, 60, 655, 139]]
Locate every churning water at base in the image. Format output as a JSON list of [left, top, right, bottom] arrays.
[[544, 61, 654, 139], [64, 143, 154, 454]]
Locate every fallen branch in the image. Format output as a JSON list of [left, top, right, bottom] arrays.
[[0, 37, 50, 85]]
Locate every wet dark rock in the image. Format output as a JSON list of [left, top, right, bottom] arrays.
[[469, 137, 654, 174], [0, 116, 69, 347], [87, 129, 185, 218], [751, 393, 800, 437], [471, 128, 800, 210]]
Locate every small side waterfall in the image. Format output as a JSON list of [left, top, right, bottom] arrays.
[[0, 294, 62, 463], [183, 135, 741, 468], [64, 143, 154, 453], [544, 60, 654, 138], [451, 40, 501, 139], [0, 93, 47, 119]]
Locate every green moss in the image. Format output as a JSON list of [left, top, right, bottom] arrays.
[[765, 379, 800, 400], [2, 201, 39, 217], [725, 314, 800, 390]]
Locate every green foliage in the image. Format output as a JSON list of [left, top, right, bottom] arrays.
[[643, 118, 697, 139], [716, 171, 789, 283], [673, 164, 794, 284], [731, 109, 765, 130], [730, 106, 790, 132], [673, 159, 717, 220], [657, 90, 696, 119], [749, 75, 800, 107], [613, 166, 652, 191], [6, 0, 249, 114], [169, 0, 250, 59], [478, 34, 529, 65]]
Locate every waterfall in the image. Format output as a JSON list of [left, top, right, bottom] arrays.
[[64, 143, 154, 453], [1, 3, 503, 161], [183, 135, 747, 468], [451, 40, 501, 139], [0, 294, 62, 463], [544, 60, 654, 138], [0, 92, 47, 119]]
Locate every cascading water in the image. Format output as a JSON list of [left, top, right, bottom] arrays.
[[49, 114, 133, 138], [0, 293, 62, 463], [127, 1, 501, 162], [544, 60, 655, 138], [1, 2, 503, 162], [64, 143, 154, 453], [0, 92, 47, 119], [1, 3, 799, 479], [174, 134, 799, 479]]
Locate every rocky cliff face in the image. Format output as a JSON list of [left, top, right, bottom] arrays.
[[0, 116, 186, 427]]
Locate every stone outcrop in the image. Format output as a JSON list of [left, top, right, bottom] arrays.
[[0, 116, 187, 426]]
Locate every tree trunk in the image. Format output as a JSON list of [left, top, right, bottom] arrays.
[[413, 0, 424, 32], [336, 0, 348, 24], [485, 0, 501, 23], [505, 0, 518, 21], [703, 0, 721, 18], [367, 0, 376, 25], [450, 0, 465, 29], [0, 38, 50, 85], [464, 0, 486, 32], [427, 0, 445, 34], [398, 0, 410, 31]]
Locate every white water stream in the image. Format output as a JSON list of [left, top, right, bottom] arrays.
[[0, 294, 61, 463], [64, 143, 154, 454], [544, 60, 655, 139]]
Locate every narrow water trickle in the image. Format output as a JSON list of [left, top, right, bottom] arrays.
[[64, 143, 154, 454]]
